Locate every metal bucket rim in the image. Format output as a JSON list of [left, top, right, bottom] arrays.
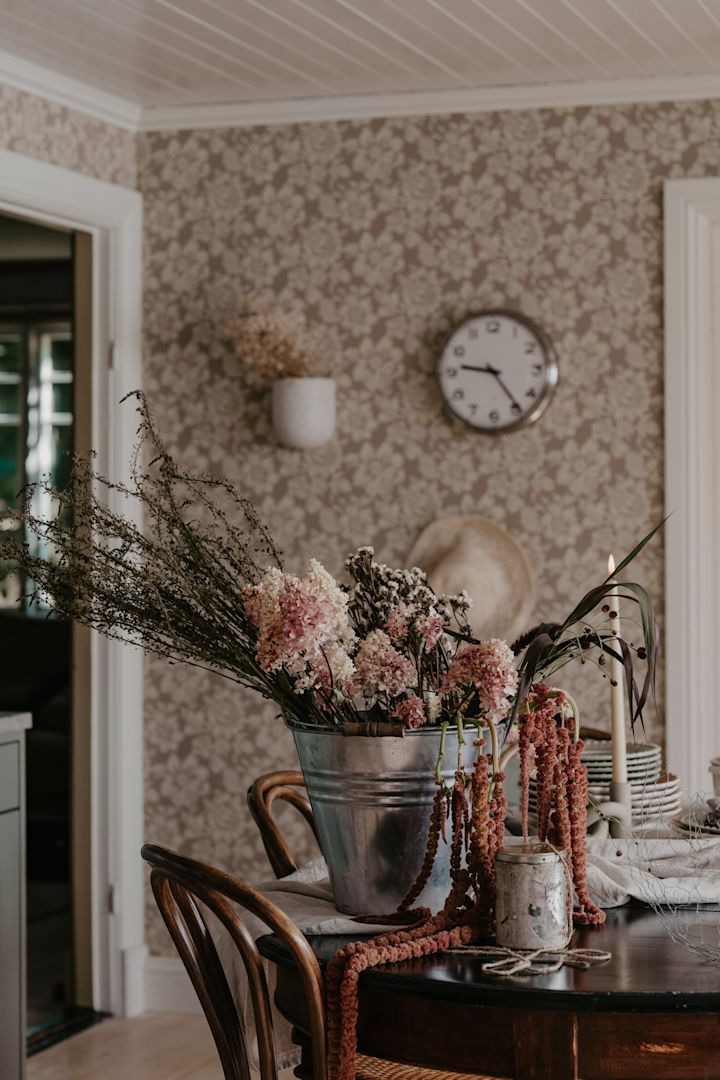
[[284, 715, 480, 737]]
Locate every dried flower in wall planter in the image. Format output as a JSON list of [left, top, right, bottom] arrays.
[[229, 309, 335, 449]]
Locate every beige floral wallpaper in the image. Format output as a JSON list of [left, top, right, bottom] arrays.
[[136, 98, 720, 953], [0, 83, 136, 187], [0, 77, 714, 953]]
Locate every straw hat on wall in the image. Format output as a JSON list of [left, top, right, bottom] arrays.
[[407, 515, 535, 643]]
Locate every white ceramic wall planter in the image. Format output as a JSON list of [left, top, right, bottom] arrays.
[[271, 377, 335, 449]]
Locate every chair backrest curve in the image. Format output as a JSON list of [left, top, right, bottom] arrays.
[[247, 770, 319, 879], [142, 843, 328, 1080]]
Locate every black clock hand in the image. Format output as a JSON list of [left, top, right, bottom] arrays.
[[460, 364, 521, 409], [490, 371, 521, 410]]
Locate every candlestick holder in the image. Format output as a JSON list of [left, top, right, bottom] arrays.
[[609, 781, 633, 838]]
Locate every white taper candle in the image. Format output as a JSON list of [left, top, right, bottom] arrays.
[[607, 554, 628, 785]]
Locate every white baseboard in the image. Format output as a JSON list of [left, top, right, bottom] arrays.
[[144, 955, 200, 1014]]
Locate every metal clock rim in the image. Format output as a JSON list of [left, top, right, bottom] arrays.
[[436, 308, 559, 435]]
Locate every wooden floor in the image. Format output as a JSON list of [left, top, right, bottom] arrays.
[[28, 1012, 224, 1080], [27, 1012, 298, 1079]]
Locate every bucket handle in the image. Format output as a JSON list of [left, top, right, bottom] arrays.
[[499, 741, 519, 772]]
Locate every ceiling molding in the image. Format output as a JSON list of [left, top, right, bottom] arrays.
[[0, 48, 141, 131], [4, 47, 720, 135], [138, 74, 720, 131]]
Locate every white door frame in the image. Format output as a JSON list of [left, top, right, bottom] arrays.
[[0, 147, 144, 1016], [664, 177, 720, 799]]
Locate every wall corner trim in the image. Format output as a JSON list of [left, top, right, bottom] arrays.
[[6, 46, 720, 134], [0, 48, 141, 130], [138, 74, 720, 132], [122, 944, 149, 1019], [664, 177, 720, 799]]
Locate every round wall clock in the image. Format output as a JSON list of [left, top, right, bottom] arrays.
[[437, 310, 558, 433]]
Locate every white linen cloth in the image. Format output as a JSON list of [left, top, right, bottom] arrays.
[[584, 834, 720, 907], [216, 836, 720, 1072]]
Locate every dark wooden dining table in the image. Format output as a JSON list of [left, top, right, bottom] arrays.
[[258, 903, 720, 1080]]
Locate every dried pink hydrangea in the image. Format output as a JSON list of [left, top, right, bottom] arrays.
[[243, 559, 355, 695], [385, 602, 414, 643], [416, 613, 444, 650], [294, 641, 355, 698], [351, 629, 417, 697], [442, 638, 518, 725], [392, 694, 427, 729]]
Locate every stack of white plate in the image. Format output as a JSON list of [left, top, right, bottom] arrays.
[[583, 741, 662, 785], [626, 773, 682, 824], [527, 742, 682, 824]]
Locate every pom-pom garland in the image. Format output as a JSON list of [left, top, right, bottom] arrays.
[[325, 687, 604, 1079]]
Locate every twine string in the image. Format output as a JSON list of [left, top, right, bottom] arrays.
[[444, 945, 612, 976]]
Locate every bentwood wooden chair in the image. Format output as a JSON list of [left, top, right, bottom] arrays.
[[247, 770, 320, 878], [142, 843, 328, 1080], [143, 843, 497, 1080]]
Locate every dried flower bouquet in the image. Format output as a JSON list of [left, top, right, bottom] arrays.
[[5, 393, 658, 738], [2, 394, 660, 1080], [229, 310, 321, 382]]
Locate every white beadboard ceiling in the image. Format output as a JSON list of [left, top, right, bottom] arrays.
[[2, 0, 720, 130]]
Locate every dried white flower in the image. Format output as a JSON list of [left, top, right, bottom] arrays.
[[229, 309, 319, 383]]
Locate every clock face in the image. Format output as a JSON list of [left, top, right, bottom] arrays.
[[437, 311, 558, 433]]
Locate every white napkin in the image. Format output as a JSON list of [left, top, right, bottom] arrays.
[[585, 834, 720, 908], [257, 857, 408, 935]]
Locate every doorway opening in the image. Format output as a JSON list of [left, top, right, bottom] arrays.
[[0, 146, 145, 1026], [0, 213, 99, 1051]]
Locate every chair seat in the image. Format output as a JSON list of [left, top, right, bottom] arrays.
[[357, 1054, 500, 1079]]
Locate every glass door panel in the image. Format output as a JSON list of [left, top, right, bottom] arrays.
[[0, 323, 73, 607], [25, 328, 74, 566], [0, 331, 25, 609], [0, 331, 24, 507]]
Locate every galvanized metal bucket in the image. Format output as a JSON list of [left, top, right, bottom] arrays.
[[288, 719, 480, 916]]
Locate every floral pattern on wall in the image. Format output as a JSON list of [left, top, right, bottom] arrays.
[[0, 83, 136, 187], [136, 98, 720, 953]]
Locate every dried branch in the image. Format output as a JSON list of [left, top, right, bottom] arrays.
[[0, 391, 316, 724]]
